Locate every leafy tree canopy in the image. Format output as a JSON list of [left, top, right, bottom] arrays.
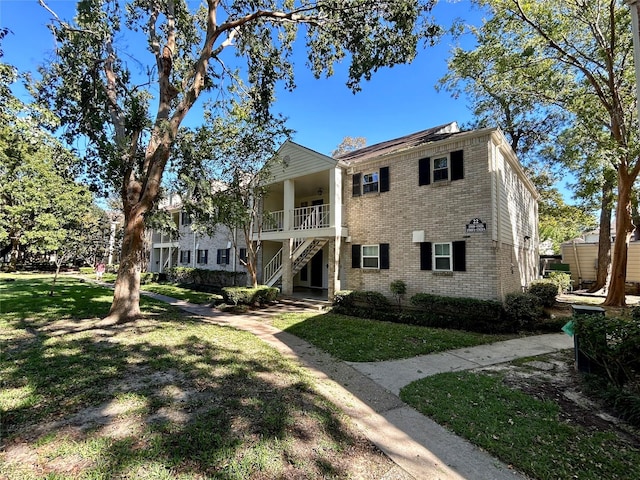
[[34, 0, 442, 321]]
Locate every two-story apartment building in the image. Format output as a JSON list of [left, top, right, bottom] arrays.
[[257, 122, 539, 302], [147, 195, 248, 276]]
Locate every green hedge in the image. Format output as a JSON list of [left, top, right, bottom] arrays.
[[222, 286, 279, 306], [79, 267, 95, 275], [333, 290, 511, 333], [332, 288, 569, 334], [410, 293, 509, 333], [165, 267, 246, 288]]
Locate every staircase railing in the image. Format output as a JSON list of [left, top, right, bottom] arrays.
[[263, 238, 327, 287]]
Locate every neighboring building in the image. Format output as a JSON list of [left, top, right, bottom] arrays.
[[561, 233, 640, 291], [256, 122, 539, 301], [147, 195, 248, 275]]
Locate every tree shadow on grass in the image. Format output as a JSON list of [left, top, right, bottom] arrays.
[[1, 286, 387, 478]]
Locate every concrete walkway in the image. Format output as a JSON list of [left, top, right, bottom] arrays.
[[143, 292, 573, 480]]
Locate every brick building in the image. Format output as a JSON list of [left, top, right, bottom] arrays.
[[257, 122, 539, 302]]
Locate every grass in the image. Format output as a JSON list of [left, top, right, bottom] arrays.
[[272, 312, 514, 362], [400, 371, 640, 480], [0, 274, 393, 479]]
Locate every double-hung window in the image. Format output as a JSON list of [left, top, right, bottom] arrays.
[[362, 172, 379, 194], [433, 156, 449, 182], [351, 243, 389, 269], [180, 250, 191, 264], [352, 167, 390, 196], [217, 248, 231, 265], [197, 249, 208, 265], [361, 245, 380, 269], [433, 243, 452, 271]]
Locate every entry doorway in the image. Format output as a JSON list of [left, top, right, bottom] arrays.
[[310, 250, 323, 288]]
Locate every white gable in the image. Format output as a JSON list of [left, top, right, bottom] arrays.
[[264, 140, 339, 185]]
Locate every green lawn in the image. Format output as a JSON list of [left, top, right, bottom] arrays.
[[0, 274, 394, 479], [272, 311, 514, 362], [401, 371, 640, 480]]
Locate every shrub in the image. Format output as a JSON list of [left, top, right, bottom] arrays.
[[332, 290, 396, 321], [390, 280, 407, 309], [410, 293, 508, 333], [222, 286, 279, 306], [574, 314, 640, 387], [79, 267, 94, 275], [547, 271, 572, 293], [503, 292, 544, 330], [528, 281, 558, 307]]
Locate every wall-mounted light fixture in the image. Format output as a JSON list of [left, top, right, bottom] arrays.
[[317, 187, 324, 196]]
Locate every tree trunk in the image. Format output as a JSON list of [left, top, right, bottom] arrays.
[[603, 174, 634, 306], [103, 207, 145, 322], [588, 178, 614, 292]]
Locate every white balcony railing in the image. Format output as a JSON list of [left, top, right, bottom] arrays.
[[293, 204, 330, 230], [260, 204, 332, 233], [262, 210, 285, 232]]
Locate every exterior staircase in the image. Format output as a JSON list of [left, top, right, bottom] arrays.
[[264, 238, 328, 287]]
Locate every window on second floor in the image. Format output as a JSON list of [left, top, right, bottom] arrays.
[[418, 150, 464, 186], [352, 167, 390, 196], [181, 210, 192, 227], [362, 172, 379, 194], [433, 157, 449, 182]]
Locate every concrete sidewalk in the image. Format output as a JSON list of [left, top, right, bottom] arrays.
[[349, 333, 573, 395], [144, 292, 572, 479]]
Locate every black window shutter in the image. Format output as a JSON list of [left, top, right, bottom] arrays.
[[420, 242, 432, 270], [351, 244, 361, 268], [380, 243, 390, 269], [418, 157, 431, 185], [225, 248, 231, 264], [379, 167, 390, 192], [204, 250, 208, 264], [352, 173, 362, 197], [453, 241, 466, 271], [451, 150, 464, 181], [216, 249, 222, 264]]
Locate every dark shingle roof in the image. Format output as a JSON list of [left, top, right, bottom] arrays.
[[334, 122, 461, 163]]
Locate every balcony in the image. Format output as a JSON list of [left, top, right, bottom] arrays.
[[263, 204, 330, 233]]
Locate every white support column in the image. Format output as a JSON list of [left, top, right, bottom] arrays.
[[328, 236, 341, 300], [281, 238, 293, 295], [330, 167, 342, 229], [284, 179, 295, 231]]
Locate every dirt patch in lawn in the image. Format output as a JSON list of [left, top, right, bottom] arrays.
[[478, 349, 640, 448]]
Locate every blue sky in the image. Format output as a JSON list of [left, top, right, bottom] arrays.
[[1, 0, 486, 157]]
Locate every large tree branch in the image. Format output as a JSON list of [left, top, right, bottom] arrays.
[[511, 0, 614, 114]]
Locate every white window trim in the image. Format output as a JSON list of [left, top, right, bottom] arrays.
[[361, 244, 380, 269], [362, 171, 379, 194], [433, 242, 452, 271], [432, 154, 450, 183]]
